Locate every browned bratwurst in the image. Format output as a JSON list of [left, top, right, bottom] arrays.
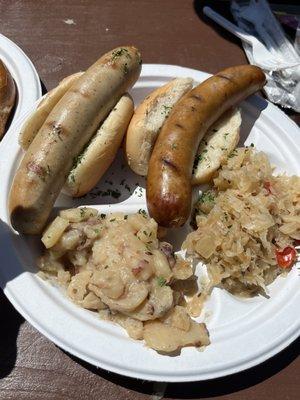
[[146, 65, 266, 228], [9, 46, 142, 234]]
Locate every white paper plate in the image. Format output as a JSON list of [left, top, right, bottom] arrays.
[[0, 33, 41, 143], [0, 64, 300, 383]]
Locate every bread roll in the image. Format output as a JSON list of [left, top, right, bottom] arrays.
[[192, 108, 241, 185], [125, 77, 193, 176], [64, 93, 134, 197]]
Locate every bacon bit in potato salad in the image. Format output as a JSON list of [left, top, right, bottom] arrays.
[[38, 208, 209, 353]]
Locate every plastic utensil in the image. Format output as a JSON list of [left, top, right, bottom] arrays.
[[203, 6, 300, 70]]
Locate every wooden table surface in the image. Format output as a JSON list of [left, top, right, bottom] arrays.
[[0, 1, 299, 399]]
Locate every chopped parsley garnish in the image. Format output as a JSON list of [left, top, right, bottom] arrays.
[[138, 209, 147, 217], [123, 63, 129, 74], [198, 191, 215, 204], [101, 188, 121, 199], [161, 105, 172, 116], [193, 149, 208, 172], [72, 153, 84, 169], [70, 173, 75, 183], [228, 150, 238, 158], [111, 48, 131, 61], [157, 276, 167, 287]]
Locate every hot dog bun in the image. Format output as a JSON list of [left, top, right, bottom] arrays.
[[146, 65, 266, 228], [0, 60, 16, 139], [9, 46, 142, 234], [192, 108, 241, 185], [19, 72, 84, 150], [64, 93, 134, 197], [125, 78, 193, 176]]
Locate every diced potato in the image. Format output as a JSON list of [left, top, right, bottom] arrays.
[[111, 313, 144, 340], [82, 292, 106, 310], [60, 207, 98, 222], [41, 216, 69, 248], [172, 257, 193, 280], [152, 250, 172, 281], [143, 319, 210, 353], [67, 271, 91, 302], [99, 282, 149, 312], [125, 284, 173, 321], [37, 254, 64, 273], [163, 306, 191, 332], [57, 270, 71, 286]]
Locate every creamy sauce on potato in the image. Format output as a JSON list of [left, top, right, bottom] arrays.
[[38, 208, 209, 353]]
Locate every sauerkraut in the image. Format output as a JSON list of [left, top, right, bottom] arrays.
[[184, 147, 300, 297], [38, 208, 209, 353]]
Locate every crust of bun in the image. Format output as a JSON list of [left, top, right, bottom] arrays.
[[0, 60, 16, 139], [64, 93, 134, 197], [192, 108, 241, 185], [125, 77, 193, 176]]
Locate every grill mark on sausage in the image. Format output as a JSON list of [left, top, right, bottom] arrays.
[[191, 94, 204, 102], [27, 161, 47, 180], [175, 123, 184, 129], [162, 158, 179, 172], [45, 122, 68, 139], [217, 74, 235, 83]]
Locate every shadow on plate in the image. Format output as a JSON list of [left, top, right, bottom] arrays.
[[56, 149, 146, 209], [238, 95, 268, 146], [65, 335, 299, 398]]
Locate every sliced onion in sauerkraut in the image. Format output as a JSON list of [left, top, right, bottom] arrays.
[[184, 147, 300, 298]]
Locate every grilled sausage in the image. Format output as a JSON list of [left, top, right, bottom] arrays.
[[146, 65, 266, 228], [9, 46, 142, 234], [19, 72, 84, 150]]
